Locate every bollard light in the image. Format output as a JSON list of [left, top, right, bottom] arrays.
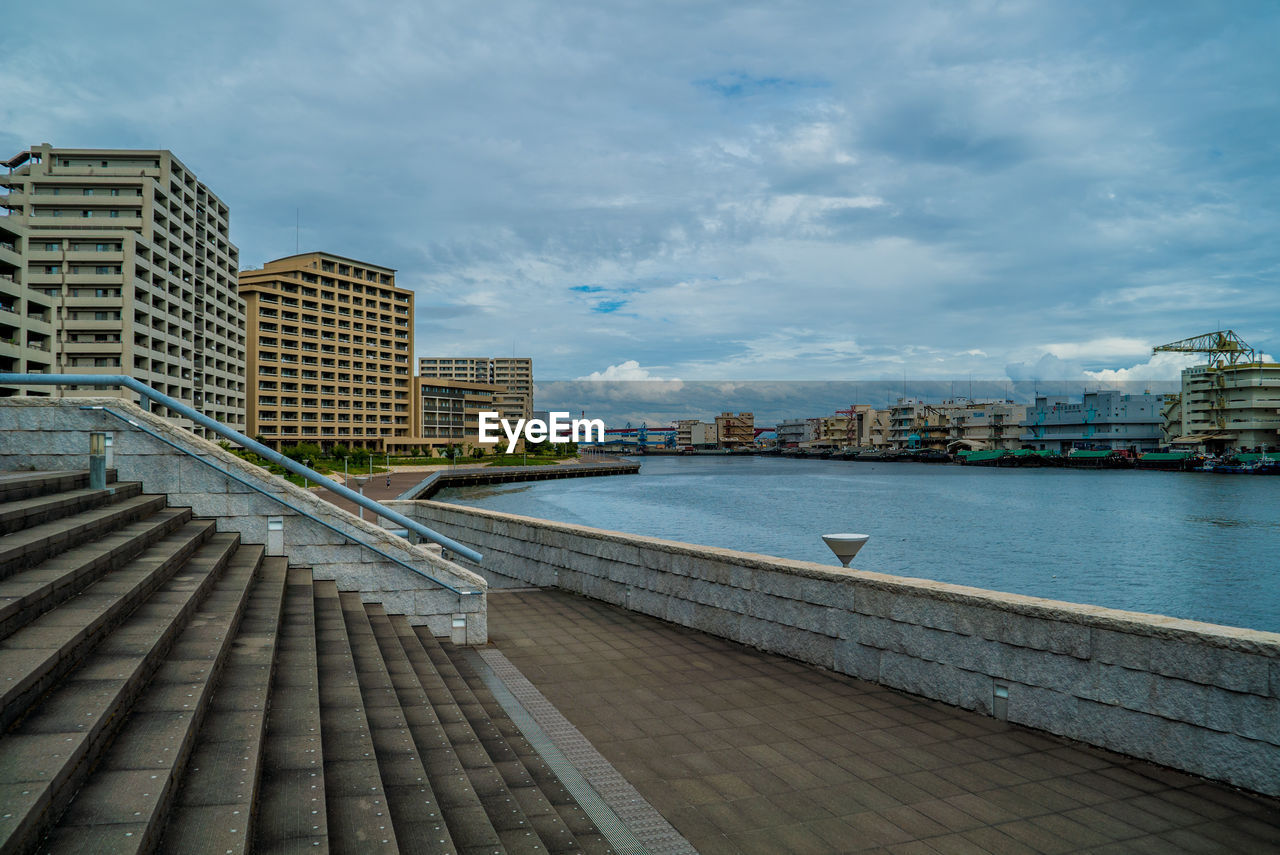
[[89, 432, 107, 490], [822, 533, 869, 568]]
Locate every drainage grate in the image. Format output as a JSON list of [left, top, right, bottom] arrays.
[[469, 647, 699, 855]]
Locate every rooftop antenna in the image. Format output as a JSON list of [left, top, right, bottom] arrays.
[[295, 208, 300, 254]]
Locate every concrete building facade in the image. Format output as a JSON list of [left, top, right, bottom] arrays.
[[239, 253, 413, 451], [0, 145, 245, 433], [714, 411, 754, 450], [412, 377, 505, 454], [775, 419, 806, 449], [418, 356, 533, 422], [1174, 362, 1280, 452], [675, 419, 718, 450], [1020, 391, 1164, 452], [888, 399, 950, 449], [947, 401, 1028, 452], [0, 212, 56, 390]]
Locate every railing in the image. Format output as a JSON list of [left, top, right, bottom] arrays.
[[90, 405, 477, 600], [0, 373, 483, 565]]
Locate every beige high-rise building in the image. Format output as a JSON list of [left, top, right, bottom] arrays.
[[418, 356, 532, 421], [239, 253, 413, 451], [0, 145, 245, 432], [0, 213, 56, 392]]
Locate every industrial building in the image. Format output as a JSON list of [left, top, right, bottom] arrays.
[[0, 145, 246, 433], [947, 400, 1027, 452], [1157, 331, 1280, 453], [713, 411, 755, 450], [1020, 391, 1164, 453], [239, 252, 413, 451]]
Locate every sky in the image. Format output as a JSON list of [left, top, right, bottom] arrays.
[[3, 1, 1278, 421]]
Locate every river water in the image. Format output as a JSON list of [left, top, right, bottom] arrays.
[[437, 455, 1280, 633]]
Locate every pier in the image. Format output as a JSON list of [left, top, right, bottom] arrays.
[[405, 460, 640, 500]]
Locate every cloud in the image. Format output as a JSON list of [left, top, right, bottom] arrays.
[[576, 360, 677, 382], [1041, 338, 1151, 361], [3, 0, 1277, 391]]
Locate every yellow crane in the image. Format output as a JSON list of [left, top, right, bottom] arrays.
[[1153, 330, 1255, 367], [1154, 330, 1257, 436]]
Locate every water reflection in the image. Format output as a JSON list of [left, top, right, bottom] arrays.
[[439, 456, 1280, 632]]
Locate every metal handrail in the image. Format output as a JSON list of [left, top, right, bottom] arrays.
[[0, 373, 482, 563], [88, 406, 477, 599]]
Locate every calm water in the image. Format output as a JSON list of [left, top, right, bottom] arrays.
[[438, 456, 1280, 632]]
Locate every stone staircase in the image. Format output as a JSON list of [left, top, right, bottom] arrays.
[[0, 470, 611, 855]]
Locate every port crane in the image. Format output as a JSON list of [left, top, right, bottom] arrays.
[[1153, 330, 1255, 367], [1152, 330, 1255, 437]]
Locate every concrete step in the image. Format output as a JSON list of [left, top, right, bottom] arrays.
[[155, 555, 287, 855], [415, 628, 590, 854], [41, 543, 267, 855], [441, 641, 613, 855], [0, 519, 217, 732], [0, 470, 115, 504], [0, 531, 240, 855], [0, 481, 142, 537], [0, 492, 169, 580], [389, 614, 548, 855], [312, 579, 403, 854], [339, 592, 458, 855], [0, 507, 191, 640], [254, 565, 330, 855], [364, 603, 509, 855]]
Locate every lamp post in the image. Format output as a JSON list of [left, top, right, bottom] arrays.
[[822, 533, 869, 568], [303, 459, 310, 489]]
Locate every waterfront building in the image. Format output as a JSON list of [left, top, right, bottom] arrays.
[[799, 412, 874, 450], [1019, 390, 1164, 452], [418, 356, 533, 422], [714, 411, 754, 449], [675, 418, 717, 449], [1173, 362, 1280, 453], [947, 400, 1027, 452], [411, 376, 504, 454], [868, 409, 892, 448], [239, 252, 413, 451], [0, 145, 246, 433], [0, 213, 56, 391], [1160, 393, 1183, 446], [775, 418, 806, 449], [888, 399, 950, 449]]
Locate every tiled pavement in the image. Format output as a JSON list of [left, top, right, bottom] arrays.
[[486, 589, 1280, 855]]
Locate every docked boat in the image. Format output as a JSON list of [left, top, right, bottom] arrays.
[[1137, 451, 1206, 471]]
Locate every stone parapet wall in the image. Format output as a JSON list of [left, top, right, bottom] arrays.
[[0, 399, 486, 642], [396, 498, 1280, 795]]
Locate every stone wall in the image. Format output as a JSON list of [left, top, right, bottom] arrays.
[[395, 498, 1280, 796], [0, 398, 487, 642]]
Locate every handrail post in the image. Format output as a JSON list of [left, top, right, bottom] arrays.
[[89, 432, 106, 490]]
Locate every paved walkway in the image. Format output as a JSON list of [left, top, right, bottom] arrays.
[[486, 589, 1280, 855]]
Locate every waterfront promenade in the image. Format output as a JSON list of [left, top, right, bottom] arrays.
[[489, 588, 1280, 854], [313, 456, 633, 514]]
